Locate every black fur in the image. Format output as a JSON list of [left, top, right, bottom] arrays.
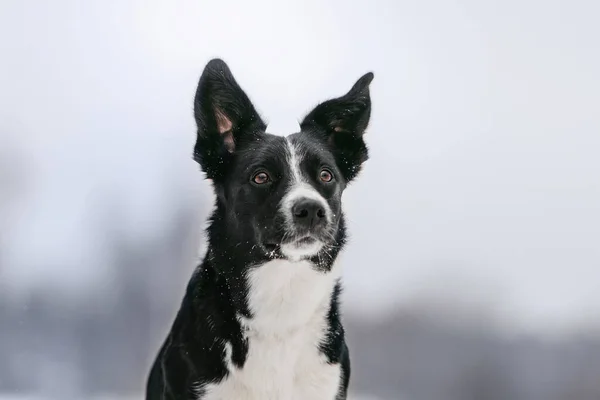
[[147, 59, 373, 399]]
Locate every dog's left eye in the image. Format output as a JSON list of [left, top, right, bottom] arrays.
[[252, 171, 270, 185], [319, 169, 334, 183]]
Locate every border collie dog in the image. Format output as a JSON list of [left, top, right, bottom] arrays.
[[146, 59, 374, 400]]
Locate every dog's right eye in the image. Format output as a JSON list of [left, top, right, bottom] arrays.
[[252, 171, 270, 185]]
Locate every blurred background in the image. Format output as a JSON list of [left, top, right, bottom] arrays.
[[1, 0, 599, 399]]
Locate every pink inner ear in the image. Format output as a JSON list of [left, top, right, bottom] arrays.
[[215, 110, 233, 134], [215, 109, 235, 152], [331, 119, 346, 133]]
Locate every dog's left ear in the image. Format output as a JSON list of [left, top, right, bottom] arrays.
[[193, 59, 266, 180], [300, 72, 374, 182]]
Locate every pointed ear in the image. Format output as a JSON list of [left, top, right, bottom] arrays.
[[193, 59, 266, 179], [300, 72, 374, 182]]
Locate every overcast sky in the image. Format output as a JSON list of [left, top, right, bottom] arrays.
[[1, 0, 599, 337]]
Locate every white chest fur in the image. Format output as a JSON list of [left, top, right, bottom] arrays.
[[199, 259, 343, 400]]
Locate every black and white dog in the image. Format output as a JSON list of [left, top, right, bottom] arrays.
[[146, 59, 373, 400]]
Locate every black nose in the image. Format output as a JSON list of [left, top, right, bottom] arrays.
[[292, 199, 327, 230]]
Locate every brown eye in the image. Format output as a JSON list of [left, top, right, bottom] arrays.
[[319, 169, 333, 183], [252, 172, 270, 185]]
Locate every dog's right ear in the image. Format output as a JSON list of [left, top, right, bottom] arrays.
[[193, 59, 266, 180], [301, 72, 374, 182]]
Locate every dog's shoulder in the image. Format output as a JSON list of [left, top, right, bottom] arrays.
[[147, 262, 240, 399]]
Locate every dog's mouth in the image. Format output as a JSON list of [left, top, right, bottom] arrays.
[[280, 235, 324, 260], [262, 236, 320, 258], [269, 236, 317, 247], [295, 236, 317, 246]]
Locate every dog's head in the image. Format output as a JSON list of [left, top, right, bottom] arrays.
[[194, 59, 373, 265]]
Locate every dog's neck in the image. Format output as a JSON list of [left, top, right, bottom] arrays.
[[202, 244, 343, 335]]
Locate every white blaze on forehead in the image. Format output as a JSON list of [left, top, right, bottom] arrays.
[[285, 137, 304, 185]]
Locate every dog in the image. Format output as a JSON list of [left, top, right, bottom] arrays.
[[146, 59, 374, 400]]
